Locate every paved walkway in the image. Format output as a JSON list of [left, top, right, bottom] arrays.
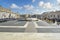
[[25, 21, 37, 33], [0, 33, 60, 40]]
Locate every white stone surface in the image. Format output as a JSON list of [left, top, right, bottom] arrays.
[[0, 33, 60, 40]]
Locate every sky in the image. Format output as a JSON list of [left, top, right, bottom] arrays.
[[0, 0, 60, 14]]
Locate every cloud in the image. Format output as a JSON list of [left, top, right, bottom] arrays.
[[32, 0, 35, 2], [39, 1, 53, 9], [33, 9, 42, 14], [44, 2, 53, 9], [10, 3, 22, 9], [57, 0, 60, 6], [24, 5, 34, 10], [39, 1, 44, 7], [57, 0, 60, 3]]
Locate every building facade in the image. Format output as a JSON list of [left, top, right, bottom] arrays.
[[0, 6, 20, 19], [41, 11, 60, 22]]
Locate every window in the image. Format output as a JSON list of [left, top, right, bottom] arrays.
[[58, 15, 59, 18], [54, 15, 55, 17], [51, 15, 52, 17]]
